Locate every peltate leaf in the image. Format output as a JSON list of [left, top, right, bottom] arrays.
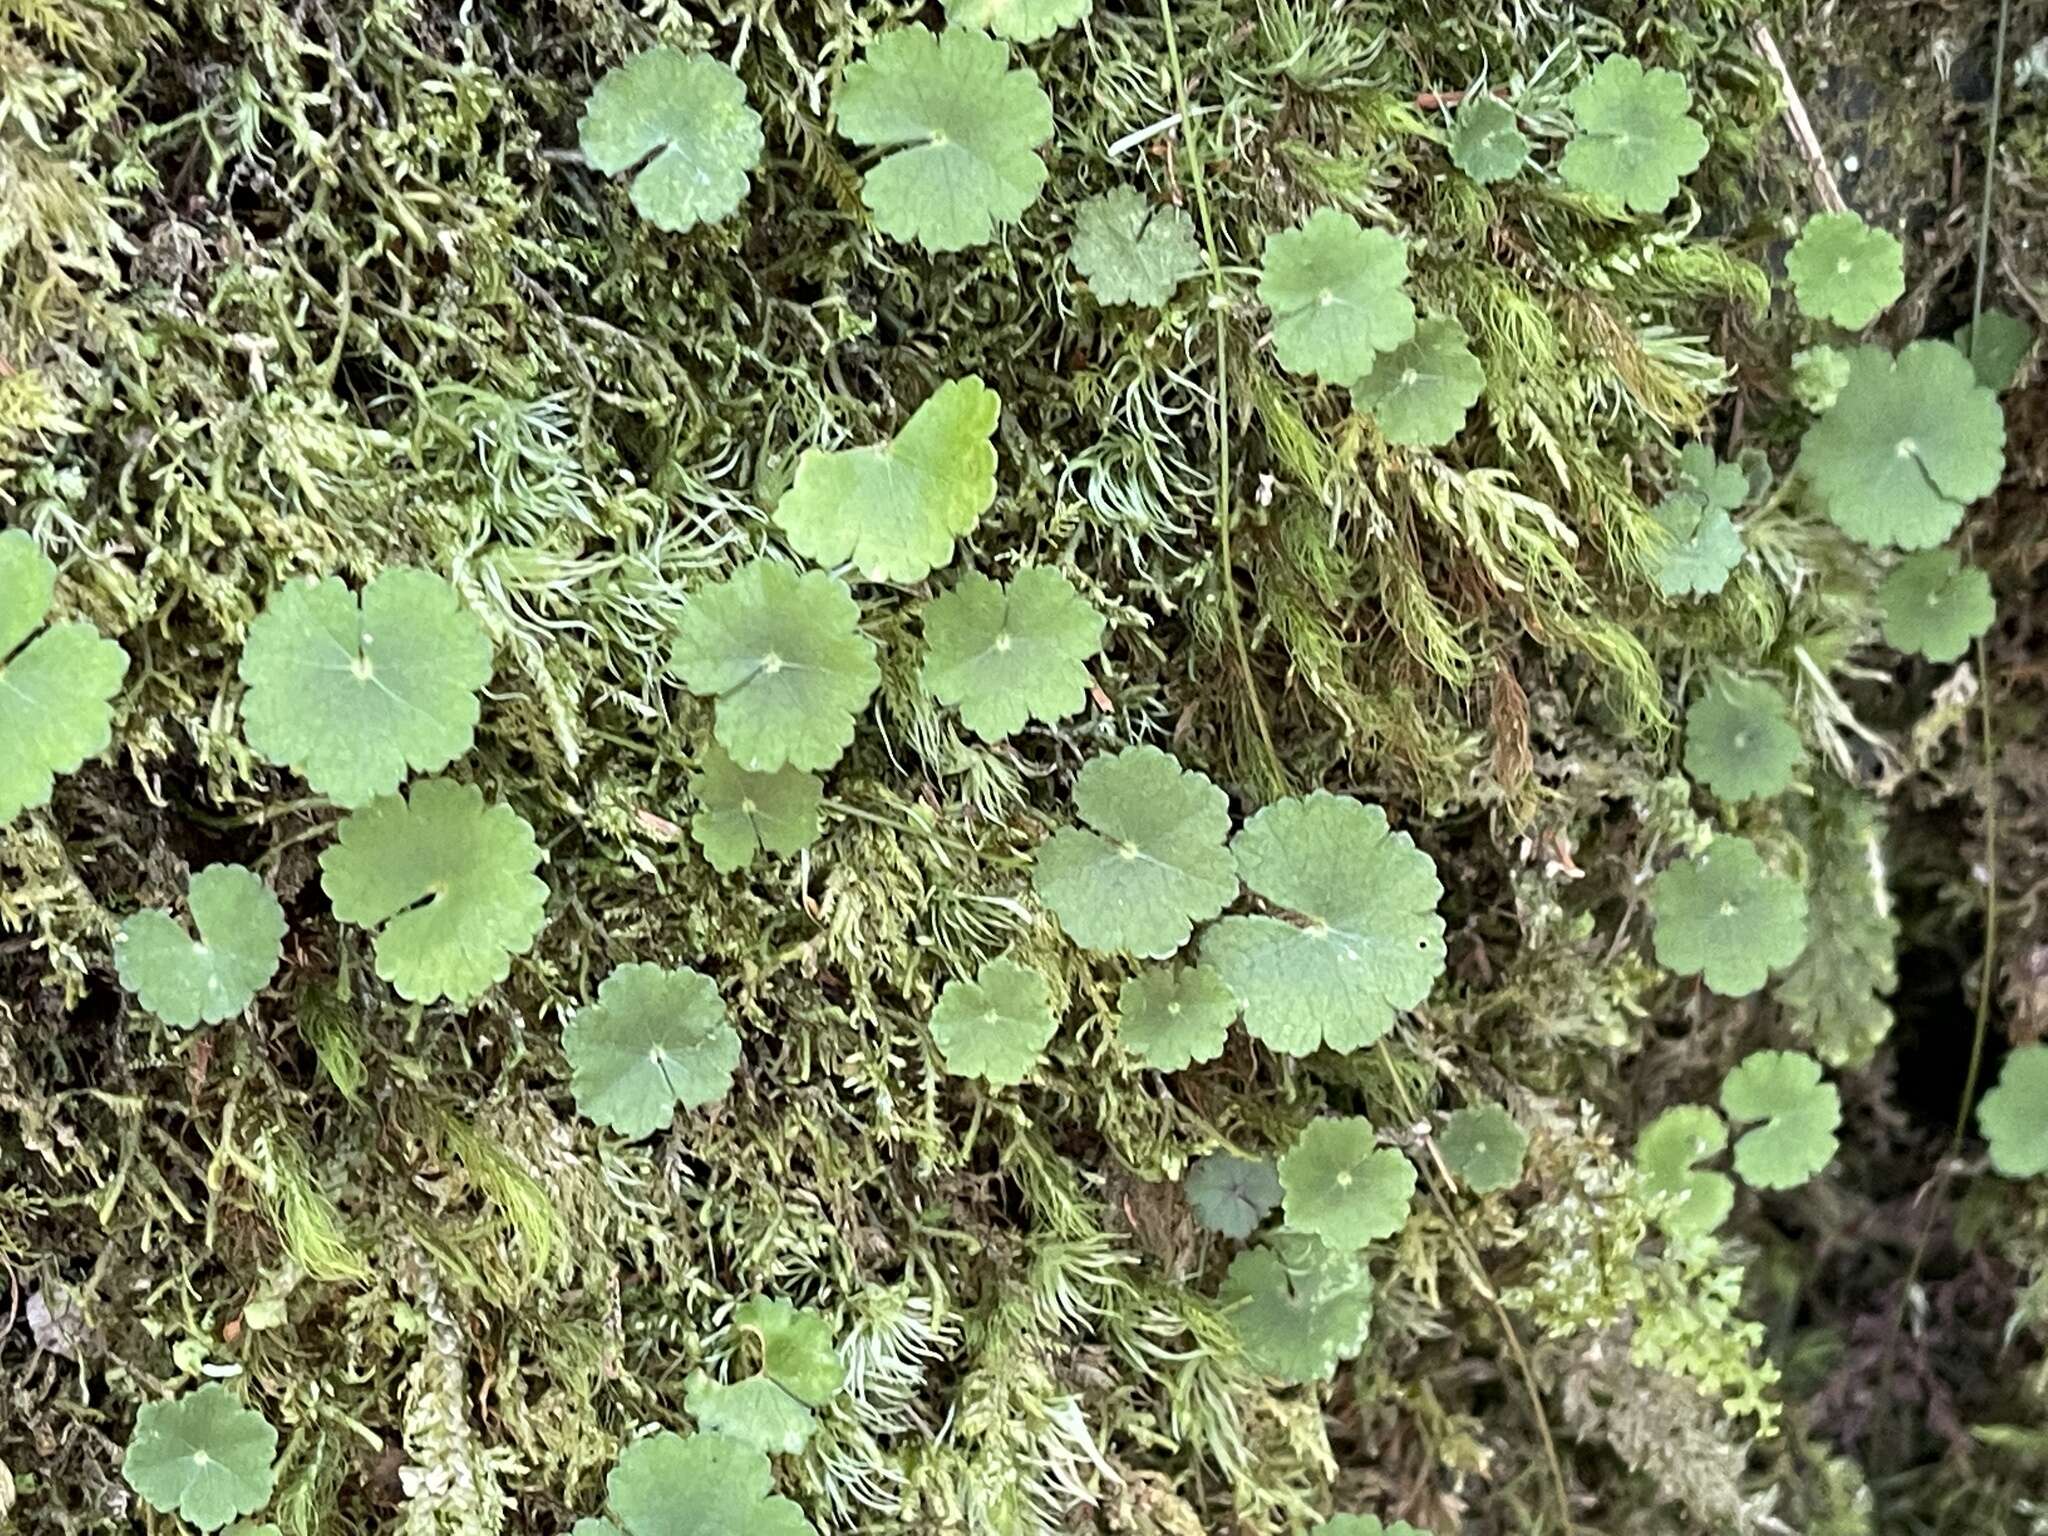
[[0, 529, 128, 826], [1032, 745, 1236, 957], [1201, 792, 1446, 1055], [667, 559, 880, 773], [944, 0, 1091, 45], [734, 1297, 845, 1406], [1278, 1117, 1416, 1249], [1955, 309, 2032, 393], [685, 1374, 815, 1457], [1069, 187, 1201, 307], [1437, 1104, 1528, 1194], [1448, 94, 1528, 183], [1635, 1105, 1733, 1238], [928, 956, 1058, 1086], [919, 566, 1104, 740], [1559, 55, 1708, 214], [835, 26, 1052, 253], [578, 47, 764, 233], [1650, 492, 1744, 598], [1877, 549, 1995, 663], [239, 567, 493, 808], [1977, 1043, 2048, 1178], [1796, 341, 2007, 551], [116, 864, 286, 1029], [1219, 1231, 1373, 1385], [1720, 1049, 1840, 1190], [1673, 442, 1747, 512], [1350, 316, 1485, 447], [121, 1384, 279, 1533], [1258, 209, 1416, 384], [1183, 1152, 1283, 1240], [1115, 963, 1236, 1071], [1650, 835, 1807, 998], [689, 745, 823, 875], [1784, 211, 1904, 329], [1779, 784, 1898, 1068], [605, 1430, 816, 1536], [562, 963, 739, 1139], [319, 778, 549, 1005], [773, 378, 999, 583], [1683, 673, 1804, 802]]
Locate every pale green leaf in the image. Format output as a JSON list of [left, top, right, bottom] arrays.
[[667, 559, 880, 773], [944, 0, 1091, 45], [605, 1430, 816, 1536], [1650, 492, 1744, 598], [239, 568, 492, 807], [1954, 309, 2032, 393], [688, 745, 822, 874], [929, 956, 1058, 1086], [1790, 343, 1853, 412], [1785, 212, 1904, 329], [1258, 209, 1415, 384], [1350, 316, 1485, 446], [1673, 442, 1747, 512], [1650, 835, 1807, 998], [0, 529, 128, 826], [562, 963, 739, 1139], [121, 1384, 278, 1533], [734, 1297, 846, 1406], [1183, 1152, 1282, 1239], [1278, 1117, 1415, 1249], [919, 566, 1104, 740], [1559, 55, 1708, 214], [685, 1374, 815, 1457], [1797, 341, 2007, 551], [1448, 94, 1528, 183], [318, 778, 549, 1006], [1069, 186, 1201, 306], [578, 47, 764, 232], [1317, 1517, 1432, 1536], [1437, 1104, 1528, 1194], [1201, 793, 1445, 1055], [1032, 745, 1237, 958], [1720, 1049, 1840, 1190], [1115, 963, 1236, 1071], [1977, 1043, 2048, 1178], [1635, 1105, 1733, 1238], [836, 25, 1052, 253], [1683, 673, 1803, 802], [1219, 1231, 1373, 1385], [773, 378, 999, 583], [116, 864, 285, 1029], [1877, 549, 1995, 663]]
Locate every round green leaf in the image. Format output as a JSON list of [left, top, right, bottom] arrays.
[[116, 864, 286, 1029], [667, 559, 881, 774], [318, 778, 549, 1006], [1201, 792, 1446, 1055], [1634, 1105, 1733, 1238], [1183, 1152, 1283, 1240], [1350, 316, 1485, 447], [1032, 745, 1238, 958], [685, 1374, 816, 1457], [0, 528, 128, 826], [121, 1384, 279, 1533], [1720, 1049, 1840, 1190], [1219, 1231, 1374, 1385], [919, 566, 1104, 741], [1559, 55, 1708, 214], [734, 1296, 846, 1407], [562, 963, 740, 1139], [1258, 209, 1416, 384], [1791, 344, 1854, 412], [1797, 341, 2007, 551], [1683, 674, 1803, 803], [1785, 212, 1904, 329], [1650, 835, 1807, 998], [688, 744, 823, 875], [1877, 549, 1995, 663], [1673, 442, 1747, 513], [944, 0, 1091, 44], [1279, 1117, 1416, 1249], [1977, 1043, 2048, 1179], [1115, 963, 1236, 1071], [1449, 94, 1528, 184], [928, 956, 1058, 1086], [773, 377, 1000, 584], [578, 46, 764, 233], [1437, 1104, 1528, 1194], [1069, 187, 1201, 307], [835, 25, 1052, 254], [605, 1430, 817, 1536], [1650, 492, 1744, 598], [1954, 309, 2032, 393], [238, 567, 493, 808]]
